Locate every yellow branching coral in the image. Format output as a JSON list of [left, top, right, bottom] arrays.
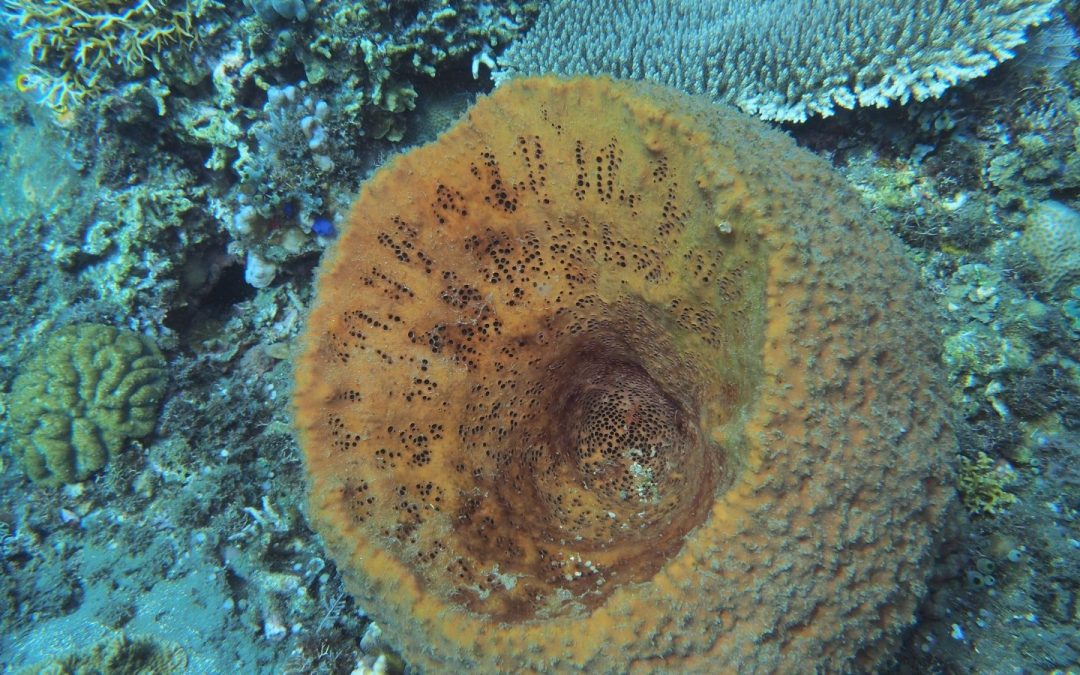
[[294, 76, 956, 672], [2, 0, 206, 113], [958, 451, 1019, 516]]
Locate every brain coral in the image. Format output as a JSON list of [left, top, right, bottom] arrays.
[[9, 323, 167, 486], [1021, 200, 1080, 297], [294, 76, 955, 672]]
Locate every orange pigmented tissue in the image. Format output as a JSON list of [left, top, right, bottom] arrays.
[[294, 76, 955, 672]]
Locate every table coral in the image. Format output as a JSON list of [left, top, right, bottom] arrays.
[[8, 323, 167, 486], [497, 0, 1055, 122], [294, 76, 956, 672]]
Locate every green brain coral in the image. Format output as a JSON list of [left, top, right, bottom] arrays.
[[8, 323, 167, 486], [1022, 200, 1080, 297]]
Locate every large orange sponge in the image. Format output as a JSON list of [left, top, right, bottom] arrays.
[[294, 76, 955, 672]]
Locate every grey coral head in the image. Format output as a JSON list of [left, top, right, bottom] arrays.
[[245, 0, 308, 22], [1010, 12, 1078, 77], [271, 0, 308, 21]]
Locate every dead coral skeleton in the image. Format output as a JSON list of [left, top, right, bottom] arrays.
[[231, 494, 291, 539], [316, 586, 347, 634]]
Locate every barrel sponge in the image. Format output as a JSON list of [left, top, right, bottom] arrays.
[[9, 324, 167, 486], [294, 76, 955, 672]]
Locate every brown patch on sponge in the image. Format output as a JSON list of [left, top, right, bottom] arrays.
[[294, 76, 955, 672]]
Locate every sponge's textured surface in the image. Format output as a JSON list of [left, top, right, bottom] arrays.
[[9, 323, 167, 486], [497, 0, 1056, 122], [294, 76, 955, 672]]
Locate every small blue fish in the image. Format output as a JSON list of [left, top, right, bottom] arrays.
[[312, 216, 336, 238]]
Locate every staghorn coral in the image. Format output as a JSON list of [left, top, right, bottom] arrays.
[[8, 323, 167, 486], [497, 0, 1056, 122], [293, 76, 955, 672]]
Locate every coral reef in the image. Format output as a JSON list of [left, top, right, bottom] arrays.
[[219, 2, 535, 286], [294, 76, 955, 672], [7, 323, 167, 486], [497, 0, 1055, 121], [1, 0, 534, 331], [2, 0, 1079, 672], [243, 0, 309, 23], [230, 79, 344, 284], [940, 263, 1047, 419], [788, 28, 1080, 671], [983, 81, 1080, 208]]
